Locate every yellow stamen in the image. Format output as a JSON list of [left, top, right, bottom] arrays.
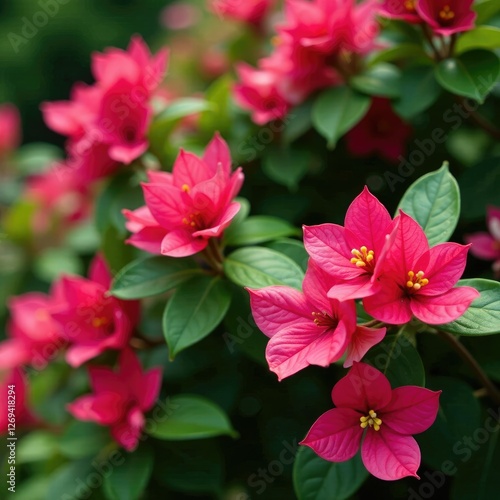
[[404, 0, 416, 12], [350, 246, 375, 270], [181, 184, 190, 193], [92, 317, 110, 328], [406, 270, 429, 291], [439, 5, 455, 21], [360, 409, 383, 431]]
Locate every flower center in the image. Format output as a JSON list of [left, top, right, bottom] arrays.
[[360, 409, 382, 431], [406, 270, 429, 291], [439, 5, 455, 21], [182, 211, 203, 229], [181, 184, 190, 193], [350, 246, 375, 271], [92, 316, 111, 329], [312, 311, 338, 329], [404, 0, 416, 12]]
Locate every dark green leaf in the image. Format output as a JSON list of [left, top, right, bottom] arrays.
[[283, 100, 313, 144], [369, 44, 430, 66], [456, 26, 500, 54], [351, 63, 402, 98], [58, 421, 110, 459], [262, 146, 310, 190], [475, 0, 500, 25], [46, 460, 93, 500]]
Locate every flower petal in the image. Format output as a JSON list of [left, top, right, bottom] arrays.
[[328, 275, 377, 301], [173, 149, 213, 187], [193, 202, 240, 238], [343, 326, 386, 368], [247, 286, 312, 338], [161, 229, 208, 257], [202, 132, 232, 177], [142, 182, 186, 229], [465, 233, 499, 260], [302, 259, 337, 312], [382, 387, 441, 435], [301, 408, 364, 462], [140, 368, 163, 411], [362, 427, 421, 480], [410, 286, 480, 324], [363, 278, 412, 325], [126, 226, 168, 254], [331, 362, 392, 412]]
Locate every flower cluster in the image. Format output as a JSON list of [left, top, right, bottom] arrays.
[[41, 36, 168, 183], [209, 0, 275, 26], [381, 0, 476, 36], [124, 133, 244, 257], [234, 0, 380, 124]]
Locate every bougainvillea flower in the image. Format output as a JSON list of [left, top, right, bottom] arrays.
[[209, 0, 275, 25], [302, 362, 440, 480], [248, 260, 386, 380], [380, 0, 422, 23], [0, 103, 21, 158], [125, 133, 244, 257], [465, 206, 500, 277], [416, 0, 476, 36], [67, 348, 162, 451], [364, 211, 480, 324], [304, 187, 393, 301], [345, 98, 413, 163], [0, 287, 65, 371], [0, 368, 37, 434], [51, 255, 140, 367]]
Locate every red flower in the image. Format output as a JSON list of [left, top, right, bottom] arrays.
[[417, 0, 476, 36]]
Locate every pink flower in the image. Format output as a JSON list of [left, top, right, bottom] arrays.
[[363, 211, 480, 325], [124, 133, 244, 257], [465, 206, 500, 277], [416, 0, 476, 36], [0, 368, 37, 434], [0, 286, 65, 371], [304, 187, 393, 301], [301, 362, 440, 481], [380, 0, 422, 23], [51, 255, 140, 367], [0, 103, 21, 158], [209, 0, 274, 25], [248, 260, 386, 380], [67, 348, 162, 451], [345, 98, 413, 163]]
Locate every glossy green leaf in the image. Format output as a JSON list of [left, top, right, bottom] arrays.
[[224, 247, 304, 289], [267, 238, 309, 272], [224, 215, 299, 247], [435, 50, 500, 102], [111, 256, 200, 299], [351, 63, 402, 98], [475, 0, 500, 25], [363, 334, 425, 387], [149, 394, 237, 440], [369, 43, 429, 66], [312, 87, 371, 148], [456, 26, 500, 54], [397, 163, 460, 246], [262, 146, 310, 190], [394, 65, 442, 119], [439, 279, 500, 335], [163, 276, 231, 358], [293, 447, 368, 500], [103, 445, 154, 500]]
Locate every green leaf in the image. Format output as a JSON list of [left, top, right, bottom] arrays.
[[34, 247, 83, 283], [17, 431, 58, 463], [351, 63, 402, 98], [156, 97, 213, 122], [435, 50, 500, 103], [14, 143, 63, 175], [262, 146, 310, 190], [397, 162, 460, 246], [456, 26, 500, 54], [439, 279, 500, 335], [293, 447, 368, 500], [111, 256, 200, 299], [369, 43, 430, 66], [474, 0, 500, 25], [418, 376, 481, 473], [46, 460, 93, 500], [394, 66, 442, 119], [57, 421, 110, 459], [148, 394, 237, 440], [224, 216, 299, 247], [199, 75, 233, 135], [312, 87, 371, 148], [267, 238, 309, 272], [363, 334, 425, 387], [163, 276, 231, 358], [283, 100, 313, 144], [224, 247, 304, 289], [103, 445, 154, 500], [101, 224, 137, 276], [459, 157, 500, 220], [16, 476, 50, 500]]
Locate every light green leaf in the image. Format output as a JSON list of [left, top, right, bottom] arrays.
[[351, 63, 402, 98], [224, 247, 304, 289], [474, 0, 500, 25], [439, 279, 500, 335], [312, 87, 371, 148], [111, 256, 200, 299], [293, 447, 368, 500], [397, 163, 460, 246], [34, 247, 83, 283], [267, 238, 309, 272], [155, 97, 213, 122], [57, 421, 110, 459], [456, 26, 500, 54], [369, 43, 430, 66], [163, 276, 231, 358], [148, 394, 237, 440]]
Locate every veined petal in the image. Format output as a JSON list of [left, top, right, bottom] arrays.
[[301, 408, 364, 462], [303, 259, 337, 312], [465, 233, 498, 261], [361, 428, 421, 480], [331, 362, 392, 412], [173, 149, 213, 187], [202, 132, 232, 177], [410, 286, 480, 324], [142, 182, 186, 229], [415, 243, 470, 296], [344, 326, 386, 368], [328, 275, 377, 301], [363, 278, 412, 325], [109, 141, 148, 164], [382, 387, 441, 435], [126, 226, 168, 254], [161, 229, 208, 257], [193, 202, 240, 238], [247, 286, 312, 338]]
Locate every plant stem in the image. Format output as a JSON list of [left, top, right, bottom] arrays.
[[455, 96, 500, 141], [438, 330, 500, 405]]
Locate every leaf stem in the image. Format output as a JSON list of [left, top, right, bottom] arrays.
[[454, 96, 500, 141], [437, 330, 500, 405]]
